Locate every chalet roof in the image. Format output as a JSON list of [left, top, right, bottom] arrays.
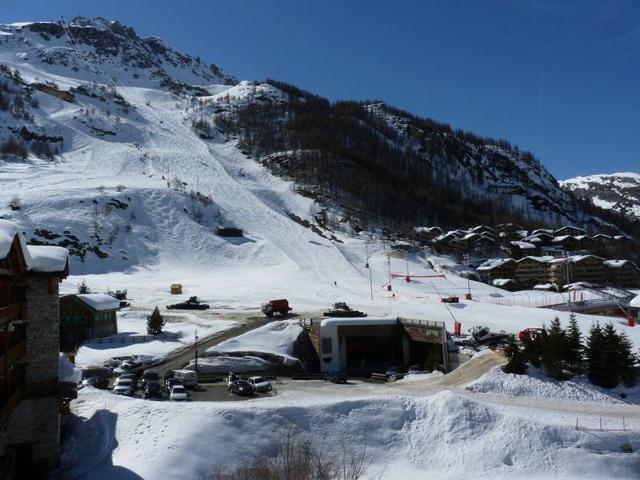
[[510, 241, 536, 250], [631, 295, 640, 309], [603, 259, 630, 268], [74, 294, 120, 311], [551, 235, 573, 242], [469, 225, 495, 233], [0, 219, 68, 274], [554, 226, 587, 234], [414, 226, 442, 233], [517, 256, 555, 264], [477, 258, 515, 271], [548, 254, 604, 264], [492, 278, 515, 287]]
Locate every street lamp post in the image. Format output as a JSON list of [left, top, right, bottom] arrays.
[[194, 329, 199, 374]]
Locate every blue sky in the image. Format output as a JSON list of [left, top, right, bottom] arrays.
[[1, 0, 638, 179]]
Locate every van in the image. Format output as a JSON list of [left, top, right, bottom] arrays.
[[172, 369, 198, 388]]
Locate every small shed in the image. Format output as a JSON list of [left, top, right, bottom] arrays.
[[171, 283, 183, 295], [60, 294, 120, 352]]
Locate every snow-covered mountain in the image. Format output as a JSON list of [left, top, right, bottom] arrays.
[[561, 173, 640, 220], [0, 17, 634, 276]]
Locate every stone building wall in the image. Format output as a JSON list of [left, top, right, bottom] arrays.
[[3, 275, 60, 473]]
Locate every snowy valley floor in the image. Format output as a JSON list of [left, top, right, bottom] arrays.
[[58, 360, 640, 480]]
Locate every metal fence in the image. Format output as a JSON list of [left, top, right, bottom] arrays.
[[86, 331, 180, 345]]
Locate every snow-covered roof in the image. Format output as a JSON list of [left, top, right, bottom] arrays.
[[26, 245, 69, 273], [510, 241, 536, 249], [492, 278, 515, 287], [477, 258, 514, 271], [0, 219, 68, 274], [631, 295, 640, 308], [603, 259, 630, 268], [533, 283, 555, 290], [75, 294, 120, 311]]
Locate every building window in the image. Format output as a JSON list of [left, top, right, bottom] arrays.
[[321, 337, 332, 354]]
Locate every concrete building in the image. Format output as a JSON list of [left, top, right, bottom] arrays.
[[303, 317, 449, 375], [0, 220, 68, 479], [59, 294, 120, 352]]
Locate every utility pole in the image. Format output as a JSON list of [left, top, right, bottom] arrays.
[[369, 264, 374, 302], [565, 254, 571, 307], [194, 329, 199, 373]]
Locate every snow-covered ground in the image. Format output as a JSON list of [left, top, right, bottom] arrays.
[[60, 384, 640, 480], [75, 309, 236, 367], [466, 366, 640, 404]]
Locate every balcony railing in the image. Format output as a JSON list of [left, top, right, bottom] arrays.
[[0, 387, 20, 428], [0, 339, 26, 368], [0, 303, 25, 327]]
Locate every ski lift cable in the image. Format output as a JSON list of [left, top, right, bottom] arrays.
[[59, 16, 121, 91]]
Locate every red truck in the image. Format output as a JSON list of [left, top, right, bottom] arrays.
[[262, 299, 292, 317]]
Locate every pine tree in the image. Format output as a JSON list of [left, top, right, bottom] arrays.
[[600, 323, 622, 388], [565, 313, 583, 373], [617, 331, 637, 387], [586, 323, 605, 386], [503, 338, 527, 375], [540, 317, 569, 379], [78, 279, 90, 294], [147, 306, 165, 335]]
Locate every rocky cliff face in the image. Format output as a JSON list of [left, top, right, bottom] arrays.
[[561, 173, 640, 221]]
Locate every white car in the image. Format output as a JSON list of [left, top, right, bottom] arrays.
[[112, 378, 135, 396], [169, 385, 189, 401], [248, 376, 272, 393]]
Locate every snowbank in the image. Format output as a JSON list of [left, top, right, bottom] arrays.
[[466, 366, 640, 404], [60, 388, 640, 480], [186, 355, 274, 374], [205, 320, 303, 366], [59, 354, 82, 383]]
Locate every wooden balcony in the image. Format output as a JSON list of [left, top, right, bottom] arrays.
[[0, 339, 26, 368], [0, 303, 25, 328], [0, 387, 20, 428]]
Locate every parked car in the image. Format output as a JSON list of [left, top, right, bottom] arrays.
[[169, 384, 189, 401], [165, 377, 184, 392], [226, 372, 241, 391], [114, 361, 142, 376], [407, 365, 421, 375], [144, 381, 163, 399], [112, 378, 135, 396], [172, 369, 198, 389], [385, 366, 402, 382], [248, 376, 272, 393], [142, 370, 160, 388], [324, 370, 348, 384], [79, 376, 109, 390], [229, 380, 254, 396]]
